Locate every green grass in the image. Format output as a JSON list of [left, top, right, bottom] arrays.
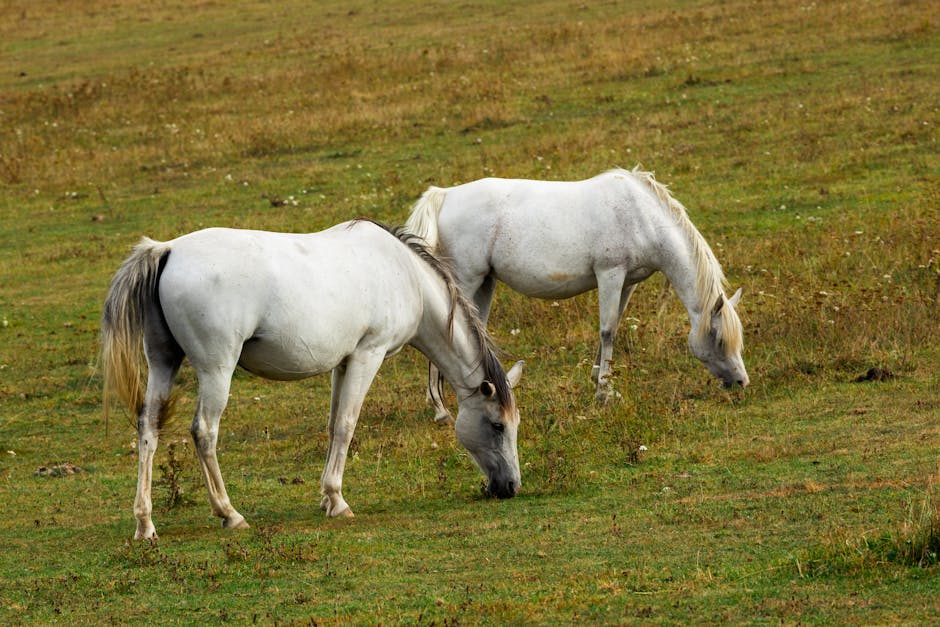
[[1, 0, 939, 622]]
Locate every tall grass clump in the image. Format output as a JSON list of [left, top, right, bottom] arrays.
[[798, 477, 940, 577], [890, 477, 940, 568]]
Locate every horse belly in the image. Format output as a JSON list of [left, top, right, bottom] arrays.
[[489, 233, 599, 299], [495, 265, 598, 299], [237, 332, 351, 381]]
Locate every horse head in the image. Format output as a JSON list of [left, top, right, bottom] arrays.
[[454, 360, 524, 499], [688, 288, 749, 388]]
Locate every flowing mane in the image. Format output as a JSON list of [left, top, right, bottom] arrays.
[[623, 167, 743, 355], [362, 220, 515, 414]]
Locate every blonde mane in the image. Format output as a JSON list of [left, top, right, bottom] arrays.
[[626, 167, 743, 356]]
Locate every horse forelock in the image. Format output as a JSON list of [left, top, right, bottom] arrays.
[[363, 220, 516, 415], [725, 302, 744, 353]]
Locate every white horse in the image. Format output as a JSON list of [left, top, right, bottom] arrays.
[[405, 167, 747, 423], [101, 220, 524, 540]]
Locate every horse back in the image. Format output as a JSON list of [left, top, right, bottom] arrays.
[[156, 224, 423, 378], [436, 173, 664, 298]]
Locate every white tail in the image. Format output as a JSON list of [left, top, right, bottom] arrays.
[[403, 187, 447, 251]]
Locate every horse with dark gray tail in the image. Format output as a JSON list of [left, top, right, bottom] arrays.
[[101, 220, 524, 540]]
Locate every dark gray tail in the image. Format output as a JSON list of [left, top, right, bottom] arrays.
[[100, 237, 172, 424]]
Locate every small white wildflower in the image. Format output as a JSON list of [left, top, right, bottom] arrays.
[[639, 445, 648, 451], [6, 450, 15, 456], [510, 328, 521, 336]]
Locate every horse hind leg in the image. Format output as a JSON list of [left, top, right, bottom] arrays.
[[133, 344, 183, 540], [427, 365, 453, 425], [190, 365, 248, 530]]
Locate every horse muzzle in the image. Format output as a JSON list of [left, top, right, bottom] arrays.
[[721, 373, 750, 389], [487, 476, 519, 499]]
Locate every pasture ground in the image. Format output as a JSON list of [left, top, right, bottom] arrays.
[[1, 0, 938, 622]]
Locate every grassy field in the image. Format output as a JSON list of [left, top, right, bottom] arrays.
[[1, 0, 938, 622]]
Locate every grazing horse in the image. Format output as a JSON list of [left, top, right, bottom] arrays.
[[101, 220, 524, 540], [405, 167, 747, 423]]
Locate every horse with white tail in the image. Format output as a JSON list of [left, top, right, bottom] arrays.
[[101, 220, 524, 540], [405, 167, 747, 423]]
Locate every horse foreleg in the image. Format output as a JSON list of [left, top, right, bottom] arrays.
[[320, 364, 346, 512], [594, 270, 631, 403], [190, 368, 248, 530], [592, 282, 638, 384], [321, 349, 384, 518]]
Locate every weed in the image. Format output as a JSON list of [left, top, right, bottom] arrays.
[[155, 440, 194, 511]]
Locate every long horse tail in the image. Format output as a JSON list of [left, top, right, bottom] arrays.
[[403, 186, 447, 252], [100, 237, 173, 426]]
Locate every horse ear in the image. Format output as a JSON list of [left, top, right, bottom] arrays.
[[728, 287, 743, 308], [480, 381, 496, 398], [506, 360, 524, 388], [712, 297, 724, 316]]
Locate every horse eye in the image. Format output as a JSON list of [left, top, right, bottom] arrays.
[[491, 421, 505, 433]]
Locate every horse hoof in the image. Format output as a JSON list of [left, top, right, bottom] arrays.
[[331, 507, 354, 519], [595, 387, 621, 405], [134, 522, 158, 541], [223, 514, 249, 530]]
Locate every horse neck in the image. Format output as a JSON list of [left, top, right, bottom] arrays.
[[411, 269, 486, 399], [653, 222, 718, 332]]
